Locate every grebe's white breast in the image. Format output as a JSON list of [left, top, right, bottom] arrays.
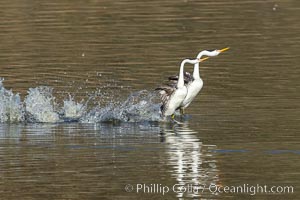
[[182, 78, 203, 109], [164, 86, 187, 116]]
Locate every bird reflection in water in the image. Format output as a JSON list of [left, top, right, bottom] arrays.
[[160, 122, 220, 198]]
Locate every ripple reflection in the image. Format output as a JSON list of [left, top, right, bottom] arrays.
[[161, 122, 220, 198]]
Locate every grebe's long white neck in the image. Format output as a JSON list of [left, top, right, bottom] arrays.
[[193, 50, 220, 80], [178, 59, 199, 88]]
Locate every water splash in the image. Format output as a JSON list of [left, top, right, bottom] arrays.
[[0, 78, 163, 123], [120, 90, 161, 122], [24, 86, 60, 123], [62, 95, 87, 121], [81, 90, 161, 123], [0, 78, 24, 122]]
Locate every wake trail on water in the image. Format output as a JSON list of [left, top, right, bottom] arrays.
[[0, 78, 162, 123]]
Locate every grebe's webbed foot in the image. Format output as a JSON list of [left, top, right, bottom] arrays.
[[170, 114, 183, 124]]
